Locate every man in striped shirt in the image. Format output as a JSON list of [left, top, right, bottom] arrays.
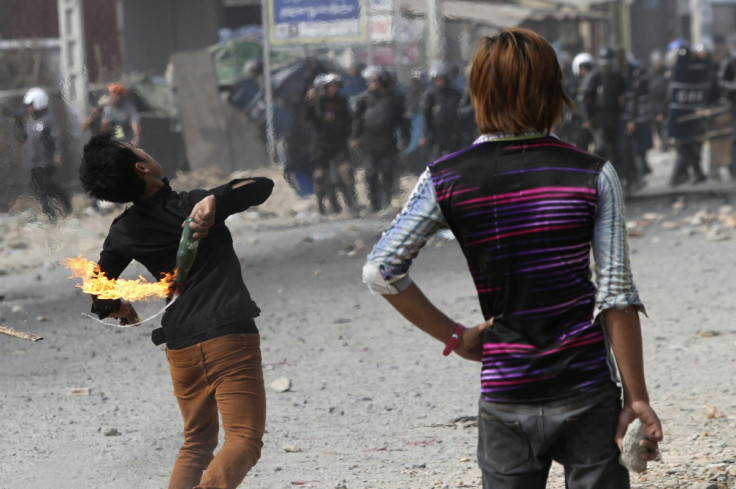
[[363, 29, 662, 489]]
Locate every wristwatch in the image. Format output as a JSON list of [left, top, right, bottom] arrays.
[[442, 323, 466, 356]]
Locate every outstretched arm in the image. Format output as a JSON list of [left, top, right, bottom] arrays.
[[187, 177, 274, 240]]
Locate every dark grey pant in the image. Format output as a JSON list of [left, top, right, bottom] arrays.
[[30, 166, 71, 220], [362, 151, 397, 212], [478, 385, 629, 489]]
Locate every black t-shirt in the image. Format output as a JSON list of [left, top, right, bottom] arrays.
[[92, 177, 274, 348]]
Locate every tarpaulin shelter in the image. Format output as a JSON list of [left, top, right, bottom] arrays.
[[172, 35, 347, 195], [127, 76, 188, 175], [226, 52, 348, 196], [209, 40, 298, 88]]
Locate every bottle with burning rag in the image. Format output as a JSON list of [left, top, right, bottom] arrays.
[[173, 217, 199, 297]]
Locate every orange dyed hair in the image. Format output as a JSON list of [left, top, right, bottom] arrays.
[[468, 28, 573, 135]]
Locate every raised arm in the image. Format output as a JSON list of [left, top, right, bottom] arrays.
[[186, 177, 274, 240]]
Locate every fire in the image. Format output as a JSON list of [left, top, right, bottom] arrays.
[[64, 256, 175, 301]]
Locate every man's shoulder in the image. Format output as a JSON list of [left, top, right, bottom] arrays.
[[109, 205, 132, 226]]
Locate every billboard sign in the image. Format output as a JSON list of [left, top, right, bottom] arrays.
[[369, 0, 392, 11], [269, 0, 366, 45]]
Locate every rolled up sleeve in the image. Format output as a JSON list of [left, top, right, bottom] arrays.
[[363, 169, 447, 295], [592, 162, 646, 316]]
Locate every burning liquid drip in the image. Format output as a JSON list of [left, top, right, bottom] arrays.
[[64, 256, 175, 301]]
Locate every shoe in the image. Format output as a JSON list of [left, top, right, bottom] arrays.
[[668, 178, 686, 188], [692, 175, 706, 185]]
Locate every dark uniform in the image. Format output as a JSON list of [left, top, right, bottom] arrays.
[[306, 76, 356, 214], [649, 53, 669, 149], [717, 53, 736, 177], [580, 47, 636, 191], [403, 70, 431, 174], [666, 44, 713, 186], [352, 69, 410, 212], [457, 89, 477, 148], [566, 53, 595, 151], [18, 89, 72, 220], [420, 71, 464, 159], [625, 58, 654, 183]]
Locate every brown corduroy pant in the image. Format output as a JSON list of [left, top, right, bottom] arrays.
[[165, 333, 266, 489]]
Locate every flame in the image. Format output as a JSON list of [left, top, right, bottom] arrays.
[[64, 256, 175, 301]]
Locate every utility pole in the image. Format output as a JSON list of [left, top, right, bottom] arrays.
[[427, 0, 445, 62], [261, 0, 276, 163], [57, 0, 89, 117], [690, 0, 714, 46], [366, 0, 374, 65]]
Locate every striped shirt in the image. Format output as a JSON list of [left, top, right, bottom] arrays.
[[363, 133, 644, 402]]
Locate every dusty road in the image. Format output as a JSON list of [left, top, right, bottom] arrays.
[[1, 173, 735, 489]]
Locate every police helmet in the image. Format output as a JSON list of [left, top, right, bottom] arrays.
[[350, 61, 367, 76], [693, 41, 712, 59], [322, 73, 342, 88], [572, 52, 594, 76], [597, 46, 617, 67], [650, 49, 663, 67], [313, 74, 329, 89], [363, 65, 393, 88], [244, 59, 264, 77], [665, 45, 684, 69], [411, 69, 426, 82], [626, 52, 639, 68], [429, 61, 451, 80], [23, 87, 49, 111], [558, 51, 572, 69]]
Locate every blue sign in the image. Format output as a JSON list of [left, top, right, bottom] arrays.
[[269, 0, 366, 44]]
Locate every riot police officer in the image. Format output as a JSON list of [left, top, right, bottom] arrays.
[[666, 43, 713, 186], [419, 62, 464, 159], [580, 46, 637, 192], [624, 53, 654, 183], [351, 67, 410, 212], [649, 50, 670, 149], [717, 44, 736, 178], [403, 69, 431, 174], [17, 87, 72, 220], [306, 74, 357, 214], [566, 52, 595, 150]]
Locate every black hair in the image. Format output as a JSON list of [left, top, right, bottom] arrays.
[[79, 132, 146, 203]]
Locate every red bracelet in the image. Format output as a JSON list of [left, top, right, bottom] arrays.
[[442, 323, 466, 356]]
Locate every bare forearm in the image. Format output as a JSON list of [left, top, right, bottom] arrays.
[[603, 306, 649, 404], [383, 282, 456, 344]]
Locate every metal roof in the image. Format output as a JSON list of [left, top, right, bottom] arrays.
[[400, 0, 604, 27]]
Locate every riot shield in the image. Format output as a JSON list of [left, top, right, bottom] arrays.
[[707, 104, 733, 170], [677, 104, 733, 176], [667, 48, 711, 144], [634, 74, 654, 152]]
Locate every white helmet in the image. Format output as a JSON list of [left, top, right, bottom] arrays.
[[572, 52, 594, 77], [362, 65, 383, 81], [429, 60, 451, 80], [321, 73, 342, 87], [23, 87, 50, 110], [313, 74, 329, 89]]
